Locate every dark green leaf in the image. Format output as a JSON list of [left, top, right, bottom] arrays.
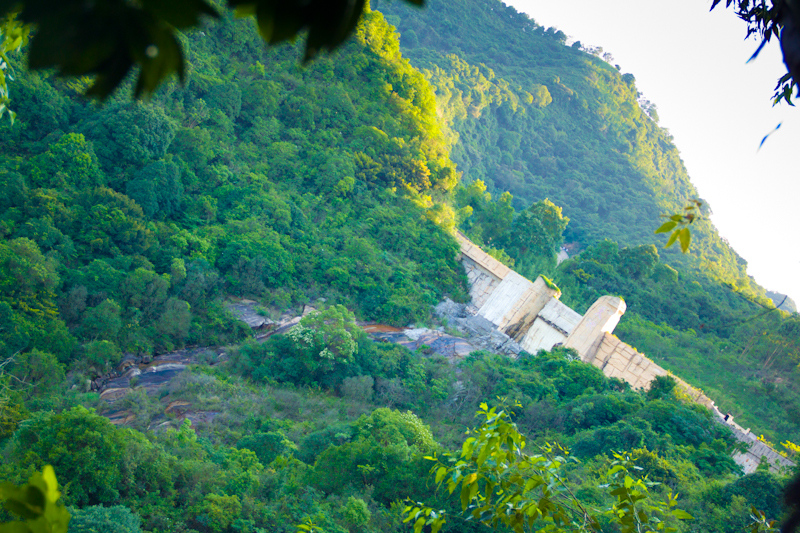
[[139, 0, 218, 28]]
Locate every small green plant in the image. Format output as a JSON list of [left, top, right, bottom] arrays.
[[340, 497, 371, 529], [602, 452, 692, 533], [748, 507, 778, 533], [0, 465, 71, 532], [295, 518, 320, 533], [403, 402, 693, 533], [542, 275, 560, 292], [655, 199, 703, 253]]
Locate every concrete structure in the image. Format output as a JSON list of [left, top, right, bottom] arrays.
[[564, 296, 626, 360], [480, 274, 560, 335], [457, 232, 565, 352], [584, 333, 668, 390], [457, 233, 510, 309], [729, 425, 795, 472], [455, 231, 794, 474], [519, 299, 582, 353]]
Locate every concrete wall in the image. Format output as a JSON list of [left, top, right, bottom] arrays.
[[456, 232, 510, 309], [538, 298, 583, 336], [730, 427, 795, 473], [455, 232, 795, 474], [455, 232, 510, 279], [520, 318, 567, 353], [672, 375, 716, 410], [584, 333, 668, 389], [462, 256, 504, 309], [487, 275, 561, 336], [564, 296, 626, 359], [519, 299, 582, 354], [479, 271, 536, 327], [582, 332, 793, 473]]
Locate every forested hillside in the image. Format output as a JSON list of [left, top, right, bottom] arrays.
[[378, 0, 800, 445], [380, 0, 766, 302], [0, 7, 469, 375], [0, 1, 798, 532]]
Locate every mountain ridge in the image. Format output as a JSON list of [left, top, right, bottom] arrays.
[[380, 0, 768, 304]]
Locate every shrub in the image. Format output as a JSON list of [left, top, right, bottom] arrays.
[[68, 505, 142, 533]]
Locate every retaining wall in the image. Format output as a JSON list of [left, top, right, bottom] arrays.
[[730, 427, 795, 472], [519, 299, 581, 354], [455, 232, 795, 474], [456, 232, 510, 309], [462, 255, 504, 309], [584, 333, 668, 390]]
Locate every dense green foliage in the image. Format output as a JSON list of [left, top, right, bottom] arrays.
[[0, 8, 467, 382], [546, 239, 800, 444], [0, 0, 424, 106], [454, 179, 569, 277], [373, 0, 800, 445], [0, 345, 779, 533], [381, 0, 769, 303], [404, 405, 694, 533], [1, 0, 799, 532]]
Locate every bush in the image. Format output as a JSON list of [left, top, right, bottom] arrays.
[[298, 423, 353, 463], [236, 431, 294, 464], [10, 406, 126, 506], [341, 375, 375, 402], [68, 505, 142, 533], [354, 408, 437, 453], [571, 419, 658, 459], [723, 471, 784, 518], [340, 496, 371, 530]]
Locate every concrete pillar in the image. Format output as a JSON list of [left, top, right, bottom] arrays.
[[503, 276, 561, 340], [565, 295, 626, 362]]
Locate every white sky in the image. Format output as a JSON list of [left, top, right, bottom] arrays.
[[504, 0, 800, 305]]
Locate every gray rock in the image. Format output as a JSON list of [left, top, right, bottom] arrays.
[[226, 302, 275, 329], [435, 298, 468, 318]]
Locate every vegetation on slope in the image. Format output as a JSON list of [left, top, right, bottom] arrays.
[[447, 174, 800, 444], [0, 1, 797, 531], [2, 339, 779, 533], [0, 7, 468, 394], [376, 0, 800, 444], [380, 0, 767, 303]]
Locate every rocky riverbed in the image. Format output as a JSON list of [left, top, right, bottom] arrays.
[[94, 298, 527, 429]]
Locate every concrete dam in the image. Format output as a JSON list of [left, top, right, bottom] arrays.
[[455, 231, 794, 474]]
